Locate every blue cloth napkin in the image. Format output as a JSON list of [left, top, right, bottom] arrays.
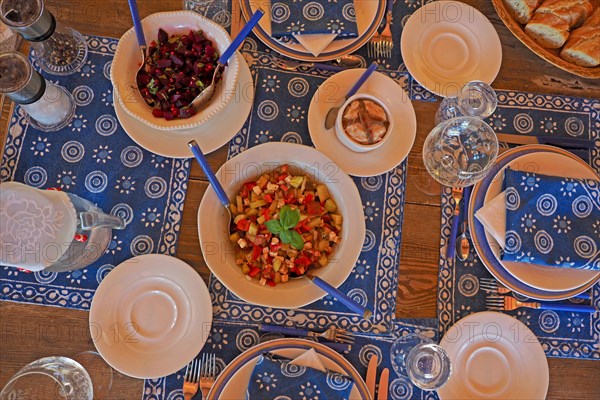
[[270, 0, 359, 38], [502, 169, 600, 270], [246, 353, 354, 399]]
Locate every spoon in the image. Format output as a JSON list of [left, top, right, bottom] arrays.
[[456, 186, 472, 261], [127, 0, 147, 88], [336, 55, 363, 68], [192, 9, 265, 111], [324, 62, 378, 130], [291, 272, 373, 319], [188, 140, 232, 230]]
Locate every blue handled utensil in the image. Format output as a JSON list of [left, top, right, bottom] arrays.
[[446, 186, 464, 260], [127, 0, 148, 85], [307, 274, 373, 319], [188, 140, 232, 227], [324, 62, 379, 129], [192, 8, 265, 110]]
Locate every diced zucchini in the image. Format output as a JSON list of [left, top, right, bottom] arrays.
[[318, 254, 328, 267], [241, 263, 250, 275], [229, 232, 241, 242], [236, 195, 243, 212], [308, 217, 322, 228], [316, 184, 330, 201], [324, 198, 337, 213], [250, 199, 267, 209], [331, 214, 343, 225], [256, 174, 269, 189], [248, 222, 258, 236], [289, 176, 304, 188], [233, 214, 247, 224], [299, 213, 308, 222], [247, 208, 259, 216], [257, 215, 266, 225], [273, 257, 282, 272], [250, 191, 258, 203], [318, 239, 328, 252], [274, 272, 281, 283], [230, 203, 238, 215]]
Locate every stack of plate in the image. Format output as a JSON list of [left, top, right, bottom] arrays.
[[241, 0, 385, 61], [468, 145, 600, 301]]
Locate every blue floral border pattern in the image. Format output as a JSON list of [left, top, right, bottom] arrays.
[[437, 91, 600, 359], [143, 318, 440, 400], [0, 36, 190, 310]]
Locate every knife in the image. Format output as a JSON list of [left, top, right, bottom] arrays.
[[378, 368, 389, 400], [366, 354, 378, 399], [496, 133, 595, 150]]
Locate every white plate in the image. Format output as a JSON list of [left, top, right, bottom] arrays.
[[113, 54, 253, 158], [197, 142, 365, 308], [206, 338, 370, 399], [483, 151, 600, 292], [241, 0, 385, 61], [308, 69, 416, 177], [438, 312, 549, 400], [89, 254, 212, 379], [401, 1, 502, 98]]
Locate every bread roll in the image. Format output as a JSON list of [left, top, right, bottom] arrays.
[[525, 12, 571, 47], [581, 6, 600, 27], [560, 24, 600, 66], [503, 0, 542, 24], [535, 0, 593, 28]]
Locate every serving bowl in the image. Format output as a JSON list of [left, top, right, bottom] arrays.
[[197, 142, 366, 309], [111, 11, 241, 130]]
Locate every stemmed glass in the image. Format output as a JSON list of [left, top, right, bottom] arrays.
[[435, 81, 498, 125], [390, 334, 452, 391]]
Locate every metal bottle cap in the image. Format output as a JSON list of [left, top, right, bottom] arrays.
[[0, 52, 46, 105], [0, 0, 55, 42]]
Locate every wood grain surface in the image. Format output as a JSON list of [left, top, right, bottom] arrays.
[[1, 1, 599, 399]]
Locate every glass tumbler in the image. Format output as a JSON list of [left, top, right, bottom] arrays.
[[0, 51, 75, 131], [435, 81, 498, 125], [390, 334, 452, 391], [0, 356, 93, 399], [0, 0, 87, 75]]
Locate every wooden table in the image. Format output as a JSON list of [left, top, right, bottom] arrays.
[[1, 1, 599, 398]]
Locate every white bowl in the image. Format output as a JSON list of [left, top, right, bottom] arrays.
[[197, 143, 366, 309], [335, 93, 393, 153], [111, 11, 240, 131]]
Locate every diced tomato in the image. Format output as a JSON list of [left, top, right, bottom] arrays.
[[248, 266, 261, 277], [306, 201, 321, 216], [261, 208, 271, 221], [264, 194, 273, 203], [236, 219, 251, 231], [280, 165, 289, 173], [277, 174, 288, 182], [270, 243, 282, 252], [251, 245, 261, 261], [297, 219, 311, 233], [295, 256, 311, 267], [254, 235, 266, 245], [322, 214, 332, 222], [280, 184, 288, 191], [304, 193, 314, 203], [266, 279, 276, 287]]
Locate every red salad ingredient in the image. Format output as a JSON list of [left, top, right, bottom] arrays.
[[136, 28, 219, 120]]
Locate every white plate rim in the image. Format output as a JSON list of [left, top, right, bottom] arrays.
[[89, 254, 212, 379], [308, 69, 417, 177], [113, 53, 253, 158], [197, 142, 366, 309], [438, 311, 549, 400]]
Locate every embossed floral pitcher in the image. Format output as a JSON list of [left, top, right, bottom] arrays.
[[0, 181, 125, 272]]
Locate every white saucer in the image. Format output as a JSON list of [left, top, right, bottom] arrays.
[[307, 69, 417, 177], [113, 53, 253, 158], [401, 1, 502, 98], [483, 151, 600, 292], [89, 254, 212, 379], [438, 312, 548, 400]]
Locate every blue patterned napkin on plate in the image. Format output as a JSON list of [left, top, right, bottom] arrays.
[[502, 169, 600, 270], [246, 352, 354, 400], [270, 0, 358, 38]]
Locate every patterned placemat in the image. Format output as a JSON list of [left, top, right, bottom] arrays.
[[437, 91, 600, 359], [143, 318, 440, 400], [0, 36, 190, 310]]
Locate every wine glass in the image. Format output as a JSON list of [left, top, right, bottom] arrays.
[[0, 356, 93, 399], [422, 116, 499, 188], [435, 81, 498, 125], [390, 334, 452, 391]]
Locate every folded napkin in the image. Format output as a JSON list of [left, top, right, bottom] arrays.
[[246, 352, 354, 399], [475, 190, 507, 249], [502, 168, 600, 270], [270, 0, 358, 56]]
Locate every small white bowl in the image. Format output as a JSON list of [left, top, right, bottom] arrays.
[[111, 11, 240, 131], [335, 93, 393, 153]]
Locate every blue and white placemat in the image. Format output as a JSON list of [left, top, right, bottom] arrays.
[[437, 91, 600, 359], [0, 36, 191, 310], [205, 45, 416, 334], [143, 319, 440, 400]]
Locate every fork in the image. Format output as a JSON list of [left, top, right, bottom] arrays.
[[445, 186, 464, 259], [200, 353, 217, 399], [182, 359, 200, 400], [378, 1, 394, 58], [259, 324, 355, 344], [486, 294, 597, 313], [272, 58, 344, 72], [479, 277, 591, 300]]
